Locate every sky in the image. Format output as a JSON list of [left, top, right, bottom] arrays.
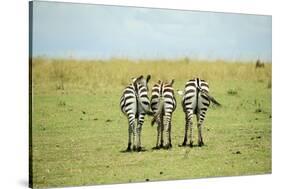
[[31, 1, 272, 61]]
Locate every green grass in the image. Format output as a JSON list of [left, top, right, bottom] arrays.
[[31, 58, 272, 188]]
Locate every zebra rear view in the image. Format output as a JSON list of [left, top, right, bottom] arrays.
[[181, 78, 220, 147], [120, 75, 153, 152], [151, 79, 177, 149]]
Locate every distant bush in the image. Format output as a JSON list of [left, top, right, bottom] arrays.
[[255, 108, 262, 113], [184, 56, 190, 64], [254, 99, 263, 113], [58, 100, 66, 107], [267, 80, 272, 89], [227, 88, 238, 95]]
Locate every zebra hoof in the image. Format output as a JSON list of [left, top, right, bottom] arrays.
[[136, 146, 142, 152], [198, 141, 204, 147], [163, 144, 171, 149], [152, 146, 160, 150], [132, 145, 137, 151], [126, 143, 132, 151], [189, 142, 193, 148], [182, 141, 187, 146]]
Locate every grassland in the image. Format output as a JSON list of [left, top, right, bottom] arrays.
[[30, 57, 272, 188]]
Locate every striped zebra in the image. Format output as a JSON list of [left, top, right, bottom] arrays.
[[181, 78, 220, 147], [150, 79, 177, 149], [120, 75, 153, 152]]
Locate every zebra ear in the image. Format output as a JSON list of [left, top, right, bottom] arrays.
[[146, 75, 151, 83], [169, 79, 175, 85], [136, 75, 143, 82]]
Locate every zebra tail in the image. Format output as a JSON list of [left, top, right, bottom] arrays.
[[151, 97, 164, 126], [208, 95, 221, 106], [197, 86, 221, 106], [139, 100, 154, 116], [135, 94, 154, 116], [146, 109, 155, 116], [140, 103, 154, 116]]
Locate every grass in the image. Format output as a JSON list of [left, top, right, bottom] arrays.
[[31, 57, 272, 188]]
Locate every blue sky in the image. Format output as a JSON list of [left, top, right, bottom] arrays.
[[32, 1, 272, 61]]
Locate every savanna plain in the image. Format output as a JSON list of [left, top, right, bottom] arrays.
[[31, 57, 271, 188]]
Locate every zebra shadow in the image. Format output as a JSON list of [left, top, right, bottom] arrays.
[[120, 148, 148, 153], [178, 144, 208, 148], [151, 146, 173, 151]]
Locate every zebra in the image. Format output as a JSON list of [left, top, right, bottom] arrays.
[[120, 75, 153, 152], [150, 79, 177, 149], [255, 59, 264, 69], [181, 78, 220, 147]]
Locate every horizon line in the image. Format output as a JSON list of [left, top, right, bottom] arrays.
[[31, 55, 272, 63]]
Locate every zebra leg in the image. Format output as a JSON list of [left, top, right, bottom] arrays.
[[136, 113, 145, 151], [182, 113, 188, 146], [168, 116, 172, 148], [154, 123, 161, 149], [157, 117, 162, 148], [186, 111, 194, 147], [136, 124, 142, 151], [132, 124, 137, 151], [189, 118, 194, 147], [198, 123, 204, 147], [126, 125, 133, 151], [197, 116, 205, 147], [160, 116, 164, 148], [127, 114, 135, 151], [163, 114, 172, 149]]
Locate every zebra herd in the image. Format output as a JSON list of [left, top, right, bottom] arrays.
[[120, 75, 220, 152]]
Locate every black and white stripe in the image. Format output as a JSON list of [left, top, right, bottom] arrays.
[[181, 78, 220, 147], [150, 80, 177, 149], [120, 75, 153, 151]]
